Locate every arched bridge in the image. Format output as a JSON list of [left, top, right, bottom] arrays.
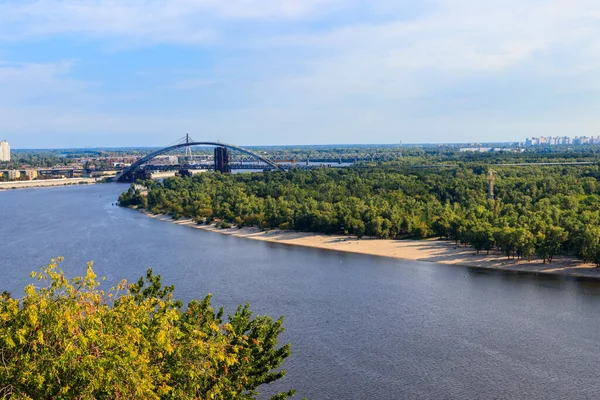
[[116, 141, 279, 182]]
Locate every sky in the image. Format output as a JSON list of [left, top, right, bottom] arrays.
[[1, 0, 600, 148]]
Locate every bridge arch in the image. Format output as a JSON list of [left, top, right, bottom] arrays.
[[116, 141, 279, 182]]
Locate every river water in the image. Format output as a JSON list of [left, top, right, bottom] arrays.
[[1, 184, 600, 399]]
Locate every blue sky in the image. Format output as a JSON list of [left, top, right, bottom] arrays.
[[1, 0, 599, 148]]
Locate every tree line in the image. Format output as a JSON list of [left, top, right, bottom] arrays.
[[119, 164, 600, 266]]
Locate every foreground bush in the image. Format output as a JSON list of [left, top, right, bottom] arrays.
[[0, 258, 294, 399]]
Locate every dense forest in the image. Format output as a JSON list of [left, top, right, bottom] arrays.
[[119, 163, 600, 266]]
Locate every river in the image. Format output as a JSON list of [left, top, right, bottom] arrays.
[[1, 184, 600, 399]]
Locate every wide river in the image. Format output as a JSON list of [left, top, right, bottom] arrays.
[[2, 184, 600, 399]]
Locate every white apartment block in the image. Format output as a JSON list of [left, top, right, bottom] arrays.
[[525, 136, 600, 146], [0, 141, 9, 162], [152, 155, 179, 165]]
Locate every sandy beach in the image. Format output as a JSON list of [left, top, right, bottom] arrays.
[[142, 212, 600, 280]]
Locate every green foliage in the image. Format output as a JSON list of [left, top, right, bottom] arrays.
[[118, 186, 147, 208], [581, 226, 600, 267], [120, 162, 600, 264], [0, 258, 295, 399]]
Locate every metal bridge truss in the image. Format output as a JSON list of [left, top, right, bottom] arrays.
[[116, 141, 280, 182]]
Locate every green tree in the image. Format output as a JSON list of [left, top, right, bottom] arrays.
[[465, 222, 495, 255], [535, 226, 568, 263], [120, 161, 600, 265], [581, 226, 600, 267], [495, 226, 516, 259], [0, 258, 295, 399]]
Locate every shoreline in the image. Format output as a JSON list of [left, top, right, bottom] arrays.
[[141, 211, 600, 280], [0, 178, 100, 190]]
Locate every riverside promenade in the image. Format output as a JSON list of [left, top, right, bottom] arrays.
[[0, 178, 99, 190]]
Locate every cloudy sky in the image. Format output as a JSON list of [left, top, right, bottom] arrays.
[[1, 0, 599, 148]]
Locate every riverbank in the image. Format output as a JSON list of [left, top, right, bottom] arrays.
[[0, 178, 99, 190], [140, 212, 600, 280]]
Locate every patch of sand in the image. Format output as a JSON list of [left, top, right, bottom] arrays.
[[142, 212, 600, 280]]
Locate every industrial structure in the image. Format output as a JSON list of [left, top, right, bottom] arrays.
[[487, 170, 496, 200]]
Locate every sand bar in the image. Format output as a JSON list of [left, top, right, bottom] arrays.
[[142, 212, 600, 280]]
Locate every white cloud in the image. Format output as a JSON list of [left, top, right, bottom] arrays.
[[0, 60, 100, 105], [0, 0, 343, 45], [250, 0, 600, 120], [266, 0, 600, 71]]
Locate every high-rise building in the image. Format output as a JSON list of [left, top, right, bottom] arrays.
[[0, 141, 9, 162]]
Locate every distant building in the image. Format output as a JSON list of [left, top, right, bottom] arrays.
[[23, 169, 38, 180], [525, 136, 600, 146], [0, 141, 9, 162], [460, 147, 492, 153], [459, 147, 524, 153], [151, 156, 179, 166], [6, 170, 20, 180]]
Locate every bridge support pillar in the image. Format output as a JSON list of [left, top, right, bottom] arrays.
[[214, 147, 231, 173]]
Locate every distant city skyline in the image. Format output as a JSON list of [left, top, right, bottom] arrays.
[[525, 136, 600, 146], [1, 1, 600, 148], [10, 136, 600, 150], [6, 136, 600, 150]]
